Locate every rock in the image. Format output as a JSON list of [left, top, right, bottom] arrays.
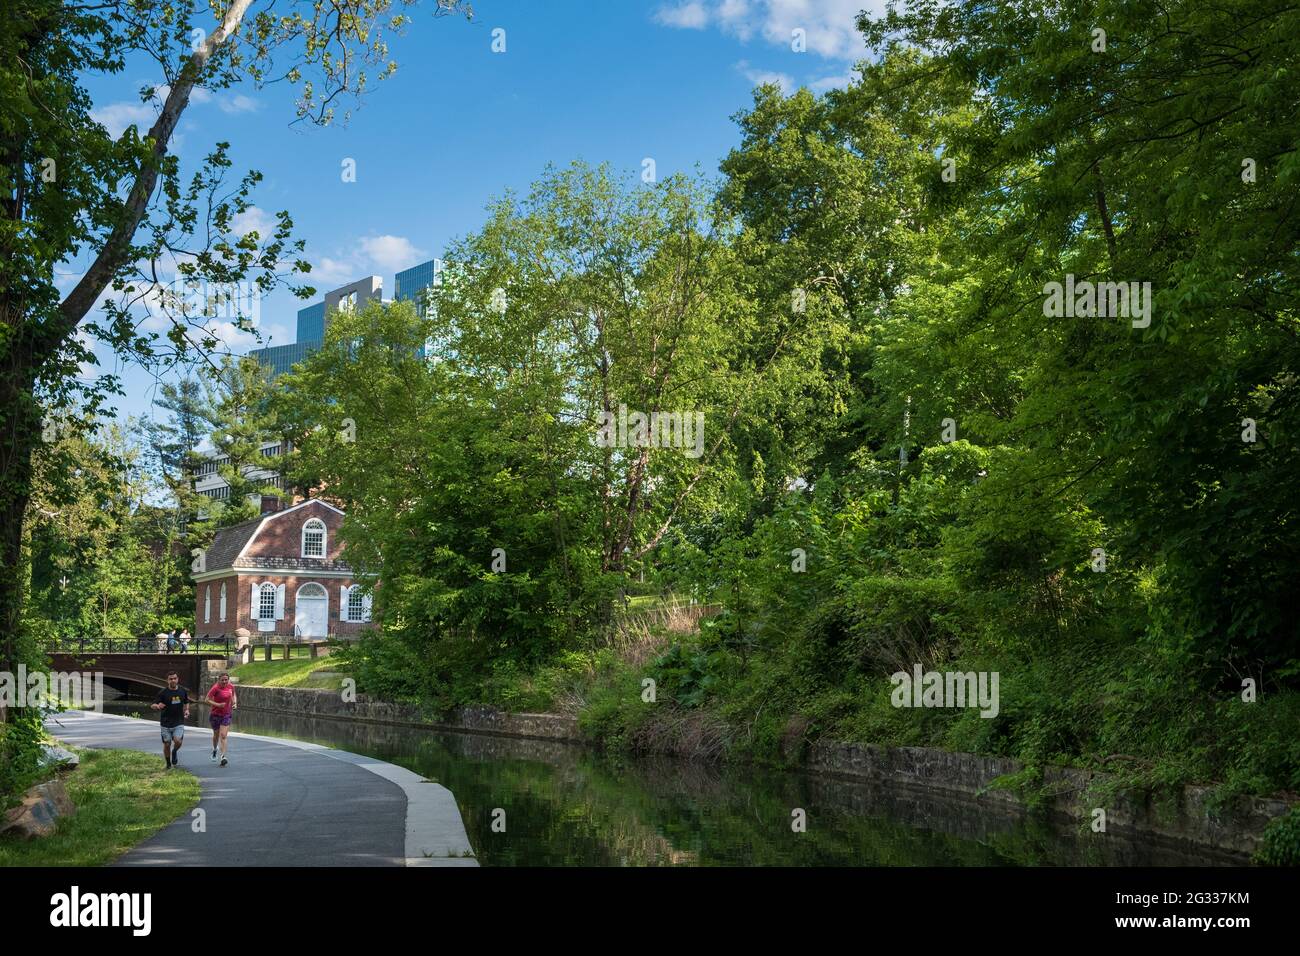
[[37, 744, 79, 771], [0, 779, 76, 839]]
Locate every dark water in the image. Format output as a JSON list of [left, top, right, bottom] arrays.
[[93, 700, 1242, 866]]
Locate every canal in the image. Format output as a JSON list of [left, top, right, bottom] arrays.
[[96, 700, 1240, 866]]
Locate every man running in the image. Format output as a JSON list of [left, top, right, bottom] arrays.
[[149, 671, 191, 769], [206, 672, 238, 767]]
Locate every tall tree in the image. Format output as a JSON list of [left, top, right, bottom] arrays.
[[147, 376, 208, 526], [281, 163, 795, 674], [856, 0, 1300, 677], [0, 0, 471, 688], [203, 355, 282, 527]]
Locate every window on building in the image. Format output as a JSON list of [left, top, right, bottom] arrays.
[[302, 518, 326, 558], [258, 583, 277, 621], [219, 582, 227, 622], [204, 585, 211, 623], [347, 588, 365, 622]]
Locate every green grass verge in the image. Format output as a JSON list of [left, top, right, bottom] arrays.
[[0, 747, 199, 867], [230, 656, 346, 689], [244, 644, 322, 660]]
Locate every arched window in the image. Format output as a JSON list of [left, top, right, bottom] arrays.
[[342, 584, 373, 623], [259, 583, 277, 622], [297, 582, 327, 601], [204, 585, 211, 623], [302, 518, 326, 558], [219, 582, 227, 622]]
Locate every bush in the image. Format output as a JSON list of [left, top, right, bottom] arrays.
[[0, 709, 46, 808], [1254, 807, 1300, 867]]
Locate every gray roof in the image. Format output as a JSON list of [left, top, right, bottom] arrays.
[[204, 516, 265, 572]]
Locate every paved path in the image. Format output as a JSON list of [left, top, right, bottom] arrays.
[[44, 710, 477, 867]]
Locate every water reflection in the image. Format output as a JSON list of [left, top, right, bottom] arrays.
[[97, 701, 1244, 867]]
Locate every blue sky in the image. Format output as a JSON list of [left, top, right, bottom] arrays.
[[73, 0, 879, 426]]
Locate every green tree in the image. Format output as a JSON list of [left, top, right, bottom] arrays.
[[0, 0, 470, 710], [857, 0, 1300, 677], [282, 163, 803, 701], [203, 355, 282, 527], [26, 424, 164, 641]]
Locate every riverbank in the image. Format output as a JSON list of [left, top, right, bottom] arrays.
[[0, 747, 199, 867], [217, 680, 1295, 859]]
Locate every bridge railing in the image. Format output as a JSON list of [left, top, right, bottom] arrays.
[[246, 634, 338, 662], [44, 636, 236, 655]]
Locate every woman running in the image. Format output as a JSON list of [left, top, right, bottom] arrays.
[[206, 672, 238, 767]]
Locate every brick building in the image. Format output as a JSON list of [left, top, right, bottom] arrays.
[[191, 499, 374, 639]]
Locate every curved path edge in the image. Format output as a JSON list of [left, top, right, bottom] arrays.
[[47, 710, 478, 867]]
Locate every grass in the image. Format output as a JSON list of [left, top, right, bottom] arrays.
[[230, 656, 346, 689], [244, 643, 325, 660], [0, 747, 199, 867]]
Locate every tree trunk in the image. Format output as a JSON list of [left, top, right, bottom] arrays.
[[0, 361, 40, 717], [0, 0, 255, 721]]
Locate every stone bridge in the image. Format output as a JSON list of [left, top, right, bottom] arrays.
[[46, 652, 226, 693]]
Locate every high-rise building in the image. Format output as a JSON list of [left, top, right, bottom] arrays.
[[296, 301, 325, 344], [324, 275, 383, 316], [248, 276, 383, 378], [394, 258, 445, 314], [193, 438, 289, 517]]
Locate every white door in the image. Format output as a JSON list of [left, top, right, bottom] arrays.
[[296, 584, 328, 637]]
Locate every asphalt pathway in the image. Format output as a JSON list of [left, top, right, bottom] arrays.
[[44, 709, 476, 867]]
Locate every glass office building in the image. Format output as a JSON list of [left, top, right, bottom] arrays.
[[394, 258, 451, 318], [296, 302, 325, 344], [252, 267, 434, 378], [394, 259, 439, 310], [248, 340, 319, 378], [394, 258, 448, 361]]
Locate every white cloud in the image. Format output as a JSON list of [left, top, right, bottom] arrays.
[[195, 318, 284, 354], [307, 256, 362, 288], [653, 2, 710, 29], [91, 100, 157, 138], [231, 206, 277, 239], [92, 84, 256, 138], [809, 70, 859, 92], [735, 60, 793, 94], [299, 235, 428, 294], [218, 93, 261, 114], [357, 235, 427, 274], [75, 329, 100, 381], [655, 0, 884, 60]]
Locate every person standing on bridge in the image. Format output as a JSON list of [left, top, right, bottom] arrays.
[[150, 671, 191, 769], [206, 671, 238, 767]]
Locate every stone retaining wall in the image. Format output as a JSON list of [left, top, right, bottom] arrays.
[[806, 739, 1291, 857], [221, 680, 581, 742], [226, 681, 1290, 856]]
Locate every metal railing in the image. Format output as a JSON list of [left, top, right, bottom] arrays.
[[44, 636, 237, 655]]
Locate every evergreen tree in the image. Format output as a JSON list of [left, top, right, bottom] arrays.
[[203, 356, 284, 528]]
